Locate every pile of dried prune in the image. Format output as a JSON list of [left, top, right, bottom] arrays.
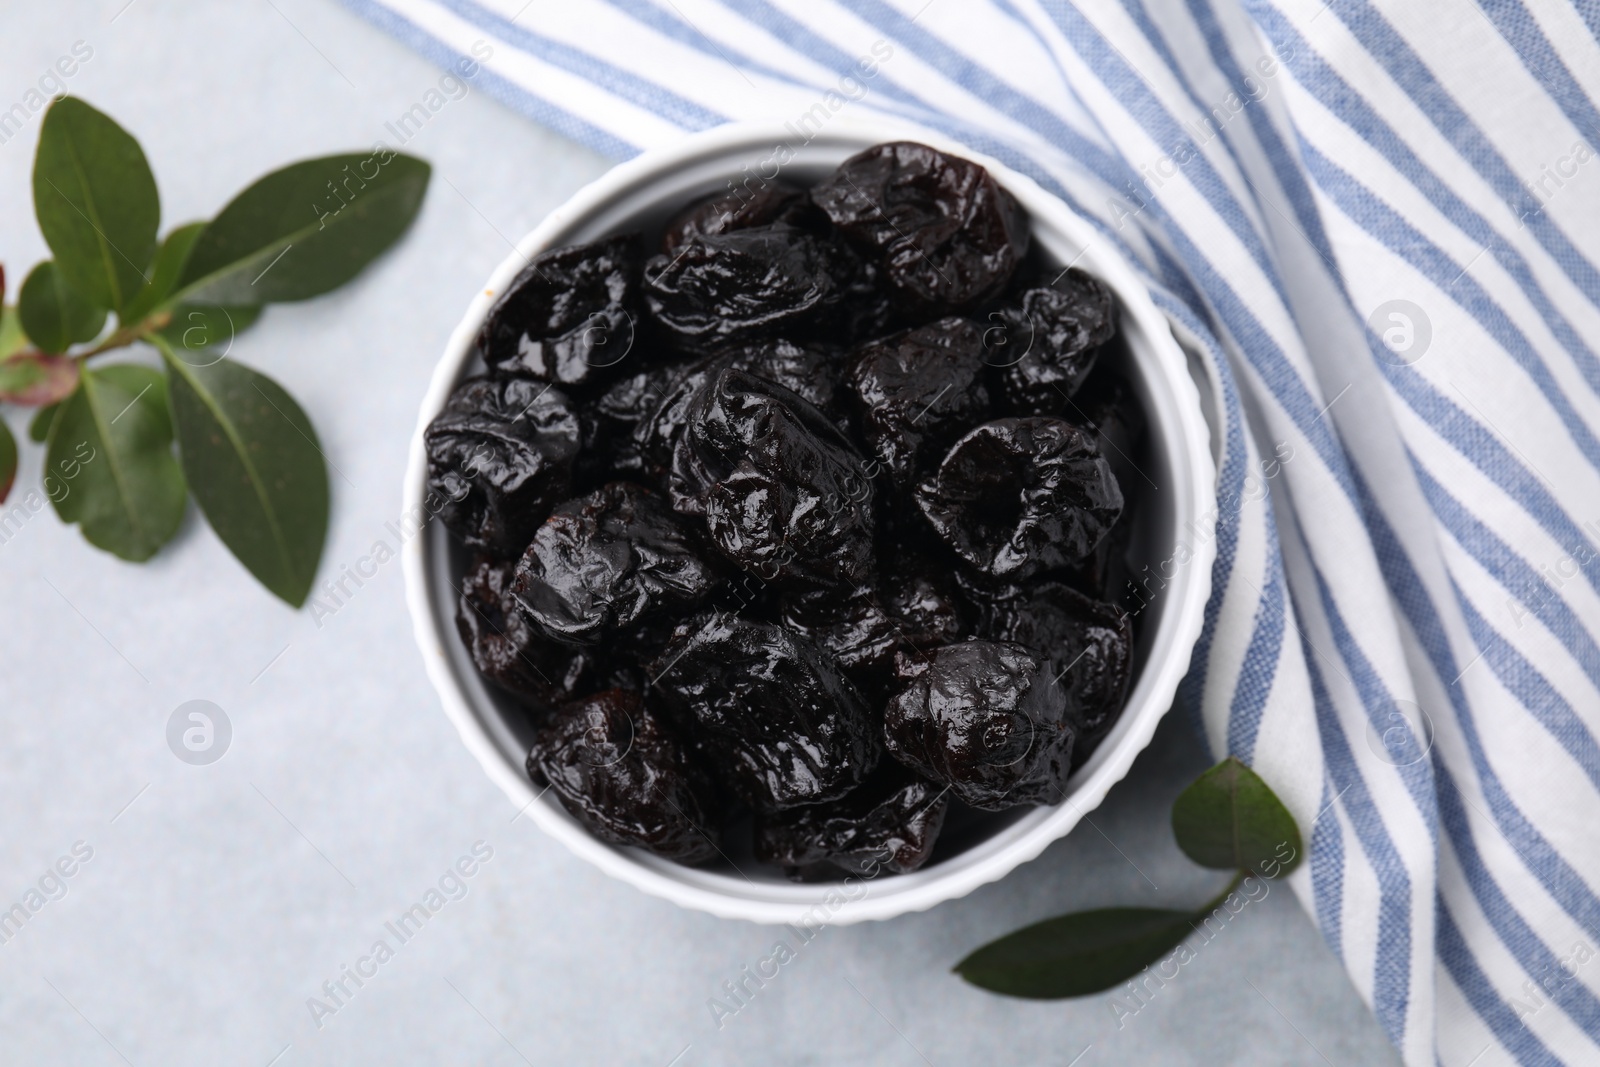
[[428, 142, 1146, 882]]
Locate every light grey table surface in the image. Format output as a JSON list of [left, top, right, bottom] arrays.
[[0, 3, 1401, 1065]]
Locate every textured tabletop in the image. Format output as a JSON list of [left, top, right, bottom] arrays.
[[0, 2, 1398, 1064]]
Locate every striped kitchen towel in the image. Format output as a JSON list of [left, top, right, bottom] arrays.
[[343, 0, 1600, 1062]]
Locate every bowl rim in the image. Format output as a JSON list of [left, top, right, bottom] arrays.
[[401, 115, 1217, 925]]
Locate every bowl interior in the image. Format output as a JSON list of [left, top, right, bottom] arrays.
[[409, 123, 1206, 921]]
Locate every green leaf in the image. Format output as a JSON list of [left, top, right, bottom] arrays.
[[0, 418, 16, 504], [155, 337, 328, 605], [18, 260, 107, 353], [122, 221, 206, 323], [955, 907, 1200, 999], [157, 304, 262, 363], [32, 97, 159, 314], [0, 352, 79, 406], [29, 403, 60, 443], [174, 152, 430, 306], [0, 304, 28, 361], [47, 363, 186, 561], [1171, 757, 1303, 877]]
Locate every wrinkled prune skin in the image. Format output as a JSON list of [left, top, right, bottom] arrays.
[[634, 359, 718, 489], [881, 560, 964, 647], [673, 368, 876, 587], [650, 614, 879, 810], [425, 377, 582, 554], [989, 272, 1116, 415], [643, 224, 860, 349], [456, 555, 600, 709], [781, 562, 964, 700], [883, 640, 1073, 810], [755, 765, 949, 879], [478, 235, 643, 386], [1068, 368, 1145, 491], [780, 588, 904, 698], [970, 581, 1132, 761], [725, 338, 845, 419], [441, 144, 1152, 878], [660, 181, 808, 253], [811, 142, 1029, 314], [528, 689, 719, 864], [512, 482, 722, 644], [582, 363, 686, 477], [634, 345, 847, 495], [1062, 369, 1145, 602], [916, 417, 1122, 578], [847, 317, 991, 488]]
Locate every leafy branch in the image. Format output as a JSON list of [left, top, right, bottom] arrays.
[[0, 97, 430, 604], [954, 757, 1303, 998]]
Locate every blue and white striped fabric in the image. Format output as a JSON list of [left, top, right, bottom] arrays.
[[344, 0, 1600, 1062]]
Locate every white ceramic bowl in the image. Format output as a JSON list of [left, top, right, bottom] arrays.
[[403, 117, 1216, 925]]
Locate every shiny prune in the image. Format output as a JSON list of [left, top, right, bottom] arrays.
[[456, 555, 600, 709], [528, 689, 719, 864], [916, 417, 1122, 578], [847, 317, 991, 487], [881, 559, 965, 647], [583, 362, 687, 478], [970, 581, 1132, 760], [781, 562, 964, 700], [755, 765, 949, 879], [724, 337, 845, 419], [441, 142, 1149, 878], [811, 141, 1029, 314], [989, 272, 1115, 415], [424, 376, 581, 554], [660, 181, 808, 253], [634, 344, 846, 496], [650, 613, 879, 810], [1062, 369, 1146, 602], [478, 234, 643, 386], [672, 368, 876, 586], [512, 482, 722, 644], [1067, 369, 1145, 491], [780, 587, 904, 697], [643, 224, 860, 349], [883, 640, 1073, 810]]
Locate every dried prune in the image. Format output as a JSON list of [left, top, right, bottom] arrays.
[[425, 376, 581, 554], [883, 640, 1073, 810], [478, 234, 643, 386], [725, 337, 845, 419], [781, 562, 964, 700], [916, 417, 1121, 578], [512, 482, 722, 644], [970, 581, 1132, 760], [811, 141, 1029, 314], [1069, 367, 1146, 495], [581, 362, 687, 478], [633, 358, 717, 488], [1062, 369, 1145, 601], [456, 555, 600, 709], [643, 224, 859, 348], [988, 272, 1115, 415], [881, 559, 964, 647], [847, 317, 991, 487], [441, 141, 1148, 878], [650, 614, 879, 810], [780, 587, 904, 697], [673, 368, 876, 586], [755, 765, 949, 879], [660, 181, 808, 253], [634, 343, 846, 494], [528, 689, 719, 864]]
